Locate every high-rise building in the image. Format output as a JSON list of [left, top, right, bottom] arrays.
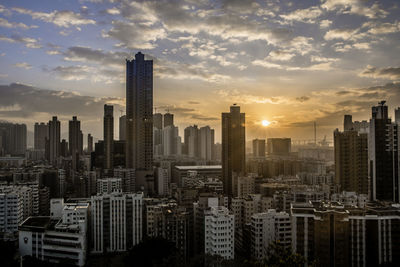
[[104, 105, 114, 171], [96, 178, 122, 194], [344, 114, 353, 131], [163, 113, 174, 128], [48, 116, 60, 165], [250, 210, 291, 260], [222, 104, 246, 197], [204, 206, 235, 260], [184, 125, 199, 158], [69, 116, 83, 170], [0, 122, 26, 155], [87, 133, 93, 153], [119, 115, 126, 141], [162, 125, 181, 156], [114, 168, 135, 193], [334, 125, 368, 194], [252, 139, 265, 158], [0, 187, 24, 236], [199, 126, 214, 161], [153, 113, 162, 130], [34, 122, 48, 150], [91, 192, 143, 253], [369, 101, 399, 202], [126, 52, 153, 193], [395, 107, 400, 125], [267, 138, 291, 156]]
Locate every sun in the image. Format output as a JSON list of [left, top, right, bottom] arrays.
[[262, 120, 271, 127]]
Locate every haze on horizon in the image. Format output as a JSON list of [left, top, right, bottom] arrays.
[[0, 0, 399, 144]]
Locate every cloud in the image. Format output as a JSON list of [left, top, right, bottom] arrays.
[[45, 64, 122, 83], [0, 17, 38, 29], [12, 7, 95, 28], [359, 65, 400, 80], [63, 46, 128, 68], [0, 34, 42, 48], [310, 55, 339, 62], [366, 22, 400, 35], [324, 28, 358, 40], [102, 20, 166, 49], [13, 62, 32, 69], [321, 0, 388, 19], [267, 50, 295, 61], [320, 19, 332, 29], [46, 50, 61, 55], [0, 83, 124, 120], [296, 96, 310, 102], [280, 6, 323, 23]]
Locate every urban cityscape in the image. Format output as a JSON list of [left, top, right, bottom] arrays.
[[0, 0, 400, 267]]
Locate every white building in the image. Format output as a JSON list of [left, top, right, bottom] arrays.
[[204, 206, 234, 260], [19, 201, 89, 266], [96, 178, 122, 194], [0, 187, 24, 237], [91, 192, 143, 253], [250, 209, 292, 260]]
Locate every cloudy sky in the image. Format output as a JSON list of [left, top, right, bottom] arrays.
[[0, 0, 399, 144]]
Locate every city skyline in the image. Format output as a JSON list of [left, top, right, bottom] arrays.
[[1, 0, 400, 142]]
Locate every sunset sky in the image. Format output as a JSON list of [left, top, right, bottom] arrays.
[[0, 0, 399, 144]]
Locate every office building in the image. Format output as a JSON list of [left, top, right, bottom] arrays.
[[369, 101, 399, 202], [204, 206, 234, 260], [126, 52, 153, 170], [69, 116, 83, 170], [222, 104, 246, 197], [87, 134, 93, 153], [250, 210, 291, 260], [34, 122, 48, 150], [119, 115, 126, 141], [252, 139, 265, 158], [334, 126, 368, 194], [19, 201, 89, 266], [104, 105, 114, 170], [91, 192, 143, 253], [184, 125, 199, 157], [163, 113, 174, 128], [48, 116, 60, 165], [153, 113, 162, 130], [267, 138, 291, 156]]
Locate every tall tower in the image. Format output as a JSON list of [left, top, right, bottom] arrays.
[[343, 114, 353, 131], [153, 113, 162, 130], [163, 113, 174, 128], [369, 101, 399, 202], [69, 116, 82, 170], [125, 52, 153, 193], [48, 116, 60, 165], [34, 122, 48, 150], [199, 126, 214, 161], [222, 104, 245, 197], [104, 104, 114, 171], [119, 115, 126, 141], [87, 133, 93, 153], [334, 124, 368, 194], [395, 107, 400, 125]]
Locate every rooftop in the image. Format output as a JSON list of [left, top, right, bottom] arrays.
[[175, 165, 221, 170]]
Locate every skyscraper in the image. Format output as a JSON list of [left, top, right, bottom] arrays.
[[34, 122, 48, 150], [252, 139, 265, 158], [104, 104, 114, 171], [369, 101, 399, 202], [163, 113, 174, 128], [153, 113, 162, 130], [48, 116, 60, 165], [119, 115, 126, 141], [395, 107, 400, 124], [184, 125, 199, 158], [344, 114, 353, 131], [199, 126, 214, 161], [126, 52, 153, 194], [222, 104, 245, 197], [334, 124, 368, 194], [69, 116, 83, 170], [87, 133, 93, 153]]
